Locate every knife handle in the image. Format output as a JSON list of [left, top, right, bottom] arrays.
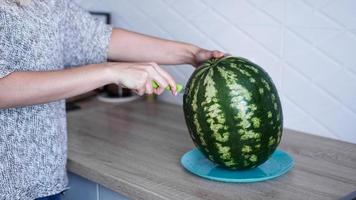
[[151, 81, 183, 93]]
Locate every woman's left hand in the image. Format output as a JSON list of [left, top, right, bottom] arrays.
[[192, 48, 225, 67]]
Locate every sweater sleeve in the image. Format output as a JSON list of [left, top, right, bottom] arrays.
[[0, 60, 13, 79], [60, 0, 113, 68], [0, 11, 15, 79]]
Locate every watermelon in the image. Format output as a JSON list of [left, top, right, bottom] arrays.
[[183, 56, 283, 170]]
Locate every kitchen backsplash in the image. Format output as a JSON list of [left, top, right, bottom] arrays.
[[76, 0, 356, 144]]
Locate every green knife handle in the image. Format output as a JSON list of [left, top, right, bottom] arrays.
[[151, 81, 183, 93]]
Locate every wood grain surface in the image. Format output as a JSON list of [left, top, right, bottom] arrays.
[[66, 99, 356, 200]]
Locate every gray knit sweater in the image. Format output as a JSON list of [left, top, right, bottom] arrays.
[[0, 1, 112, 199]]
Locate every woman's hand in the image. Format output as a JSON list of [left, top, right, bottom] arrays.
[[191, 48, 225, 67], [107, 62, 177, 96]]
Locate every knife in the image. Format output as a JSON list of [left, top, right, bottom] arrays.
[[151, 81, 185, 95]]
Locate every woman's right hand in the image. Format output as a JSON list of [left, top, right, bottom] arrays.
[[106, 62, 177, 96]]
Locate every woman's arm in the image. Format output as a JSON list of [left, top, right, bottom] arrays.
[[0, 64, 111, 109], [108, 28, 224, 66], [0, 62, 176, 109]]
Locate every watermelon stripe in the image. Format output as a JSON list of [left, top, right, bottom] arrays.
[[224, 57, 282, 167], [216, 65, 262, 167], [192, 84, 206, 146], [212, 66, 242, 168], [244, 71, 275, 162], [195, 68, 220, 162], [184, 67, 210, 149], [188, 67, 210, 148], [200, 69, 233, 162], [188, 66, 210, 97], [229, 58, 282, 164]]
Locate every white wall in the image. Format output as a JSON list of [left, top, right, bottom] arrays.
[[77, 0, 356, 144]]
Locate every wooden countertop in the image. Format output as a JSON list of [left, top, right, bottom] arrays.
[[66, 99, 356, 200]]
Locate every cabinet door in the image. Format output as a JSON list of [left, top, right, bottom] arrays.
[[99, 185, 129, 200], [62, 172, 97, 200], [62, 172, 129, 200]]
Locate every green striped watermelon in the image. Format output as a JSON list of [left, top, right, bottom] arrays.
[[183, 56, 283, 170]]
